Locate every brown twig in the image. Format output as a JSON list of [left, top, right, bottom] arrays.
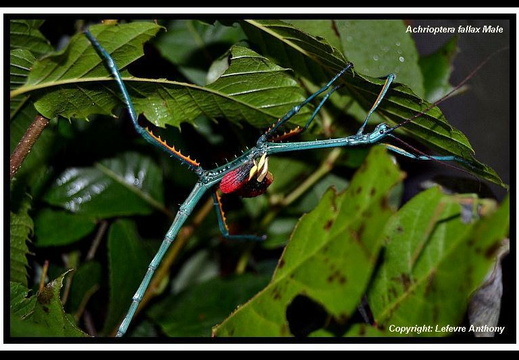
[[38, 260, 50, 293], [10, 114, 49, 179]]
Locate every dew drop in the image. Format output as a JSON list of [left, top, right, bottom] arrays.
[[399, 56, 405, 62]]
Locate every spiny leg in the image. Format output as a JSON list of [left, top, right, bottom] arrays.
[[85, 30, 212, 337], [212, 191, 266, 242], [277, 71, 395, 142], [262, 63, 353, 142], [269, 85, 343, 143], [84, 29, 202, 172]]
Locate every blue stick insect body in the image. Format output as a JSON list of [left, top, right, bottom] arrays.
[[84, 30, 470, 337]]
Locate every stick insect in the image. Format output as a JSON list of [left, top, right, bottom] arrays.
[[79, 24, 504, 337]]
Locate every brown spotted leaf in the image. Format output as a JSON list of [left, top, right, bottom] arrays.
[[368, 189, 509, 336], [212, 146, 403, 336]]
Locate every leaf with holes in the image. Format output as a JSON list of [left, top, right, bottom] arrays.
[[213, 146, 403, 336]]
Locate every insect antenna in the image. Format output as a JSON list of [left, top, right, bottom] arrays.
[[385, 133, 481, 186], [391, 46, 508, 132], [384, 47, 508, 191]]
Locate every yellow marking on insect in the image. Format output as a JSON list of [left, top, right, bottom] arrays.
[[145, 128, 200, 167], [248, 153, 269, 182], [257, 156, 269, 182]]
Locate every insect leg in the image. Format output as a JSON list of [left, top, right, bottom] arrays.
[[383, 143, 466, 163], [212, 192, 266, 242], [116, 181, 208, 337], [84, 30, 202, 172], [356, 73, 395, 136], [262, 63, 353, 141], [269, 85, 343, 142]]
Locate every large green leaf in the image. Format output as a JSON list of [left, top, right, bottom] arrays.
[[154, 19, 247, 85], [336, 20, 424, 96], [419, 36, 459, 102], [10, 20, 506, 188], [239, 19, 506, 188], [368, 189, 510, 336], [12, 22, 311, 130], [131, 44, 312, 129], [43, 152, 165, 218], [34, 208, 97, 247], [213, 146, 403, 336]]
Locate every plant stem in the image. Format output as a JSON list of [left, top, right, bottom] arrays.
[[10, 114, 49, 179], [38, 260, 49, 293], [86, 220, 109, 261]]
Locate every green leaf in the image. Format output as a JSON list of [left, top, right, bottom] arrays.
[[10, 194, 33, 286], [240, 19, 348, 85], [368, 189, 509, 336], [10, 22, 163, 121], [337, 20, 424, 97], [12, 20, 506, 188], [10, 49, 35, 115], [10, 19, 53, 56], [291, 173, 349, 214], [148, 273, 271, 337], [262, 156, 311, 194], [34, 208, 97, 247], [43, 151, 165, 218], [103, 219, 154, 335], [20, 270, 89, 337], [10, 282, 48, 337], [14, 23, 311, 131], [240, 19, 506, 188], [10, 281, 36, 318], [343, 323, 389, 337], [419, 35, 459, 102], [28, 22, 162, 85], [131, 44, 312, 129], [154, 19, 247, 85], [213, 146, 403, 336], [131, 43, 311, 128], [284, 19, 343, 54]]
